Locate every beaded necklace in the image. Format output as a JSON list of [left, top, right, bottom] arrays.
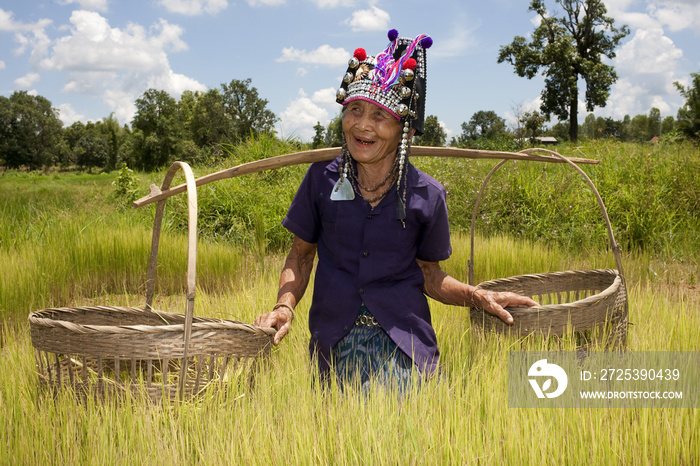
[[341, 142, 400, 206]]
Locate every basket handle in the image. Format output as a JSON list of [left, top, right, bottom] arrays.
[[468, 152, 625, 286], [143, 161, 198, 398]]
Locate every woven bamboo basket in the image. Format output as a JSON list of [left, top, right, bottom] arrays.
[[28, 162, 275, 402], [468, 155, 629, 348]]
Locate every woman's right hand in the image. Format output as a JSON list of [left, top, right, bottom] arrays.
[[255, 305, 294, 345], [257, 236, 316, 346]]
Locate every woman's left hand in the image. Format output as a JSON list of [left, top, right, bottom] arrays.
[[416, 259, 538, 325]]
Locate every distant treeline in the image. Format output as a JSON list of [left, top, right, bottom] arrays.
[[0, 79, 277, 172], [2, 72, 699, 172]]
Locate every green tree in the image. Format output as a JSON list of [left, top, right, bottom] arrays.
[[76, 123, 109, 172], [461, 110, 506, 141], [100, 113, 122, 170], [674, 72, 700, 139], [581, 114, 594, 139], [648, 107, 661, 140], [221, 78, 277, 143], [580, 113, 604, 139], [627, 114, 649, 142], [131, 89, 180, 171], [498, 0, 629, 142], [521, 110, 549, 145], [61, 121, 86, 166], [189, 89, 228, 147], [324, 114, 343, 147], [117, 125, 136, 168], [0, 91, 63, 170], [178, 90, 198, 139], [174, 90, 209, 164], [620, 114, 632, 141], [549, 121, 570, 141], [603, 117, 623, 139], [312, 122, 326, 149], [175, 139, 208, 165], [661, 116, 675, 136], [413, 115, 446, 146]]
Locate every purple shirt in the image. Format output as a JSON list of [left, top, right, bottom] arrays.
[[282, 154, 452, 375]]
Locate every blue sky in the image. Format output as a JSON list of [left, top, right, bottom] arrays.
[[1, 0, 699, 142]]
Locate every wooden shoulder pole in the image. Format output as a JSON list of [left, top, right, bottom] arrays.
[[133, 146, 598, 208]]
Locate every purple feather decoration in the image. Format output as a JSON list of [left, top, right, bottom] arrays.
[[370, 33, 433, 91]]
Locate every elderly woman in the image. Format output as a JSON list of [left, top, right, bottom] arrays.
[[256, 30, 536, 388]]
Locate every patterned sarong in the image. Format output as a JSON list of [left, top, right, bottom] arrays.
[[331, 306, 419, 392]]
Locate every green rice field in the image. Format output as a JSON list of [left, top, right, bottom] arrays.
[[1, 141, 698, 464]]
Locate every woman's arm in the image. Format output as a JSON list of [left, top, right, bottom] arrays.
[[416, 259, 538, 325], [255, 235, 317, 344]]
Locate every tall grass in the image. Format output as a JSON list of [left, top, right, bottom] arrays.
[[414, 139, 700, 261], [2, 242, 698, 464], [1, 139, 698, 464], [105, 136, 700, 260]]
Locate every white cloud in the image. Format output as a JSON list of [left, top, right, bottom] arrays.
[[308, 0, 356, 8], [159, 0, 228, 15], [59, 70, 114, 94], [279, 88, 336, 141], [102, 88, 137, 125], [246, 0, 286, 6], [343, 6, 390, 32], [605, 0, 659, 29], [149, 69, 206, 96], [311, 87, 337, 106], [616, 28, 682, 76], [1, 8, 52, 61], [606, 0, 700, 33], [277, 44, 348, 66], [432, 23, 479, 58], [605, 27, 683, 118], [36, 10, 205, 124], [0, 60, 5, 69], [0, 8, 52, 32], [439, 120, 452, 140], [56, 103, 85, 125], [41, 12, 183, 72], [650, 0, 700, 33], [14, 72, 40, 88], [60, 0, 109, 13]]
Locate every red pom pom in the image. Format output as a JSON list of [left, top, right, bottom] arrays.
[[402, 58, 417, 71], [354, 48, 367, 62]]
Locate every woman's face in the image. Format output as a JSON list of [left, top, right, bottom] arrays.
[[342, 100, 403, 169]]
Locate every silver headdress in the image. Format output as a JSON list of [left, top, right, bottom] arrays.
[[332, 29, 433, 226]]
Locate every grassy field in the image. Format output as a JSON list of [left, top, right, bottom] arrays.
[[1, 141, 699, 464]]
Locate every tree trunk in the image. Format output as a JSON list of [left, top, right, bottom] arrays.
[[569, 97, 579, 143]]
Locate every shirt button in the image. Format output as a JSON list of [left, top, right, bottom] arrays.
[[359, 288, 365, 295], [343, 325, 349, 331], [362, 251, 369, 257], [366, 214, 373, 219]]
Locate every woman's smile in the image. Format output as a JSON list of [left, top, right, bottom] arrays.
[[342, 100, 402, 172]]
